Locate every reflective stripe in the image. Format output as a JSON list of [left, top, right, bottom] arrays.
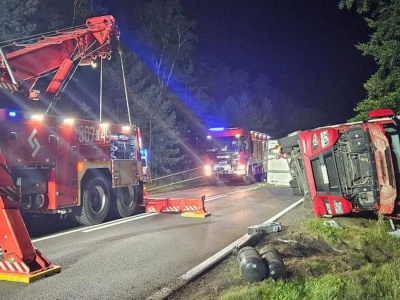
[[0, 261, 30, 273], [0, 82, 18, 91], [184, 206, 198, 211], [0, 186, 18, 195]]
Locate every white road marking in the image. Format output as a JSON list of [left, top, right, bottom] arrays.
[[205, 185, 260, 202], [82, 213, 158, 232], [31, 213, 157, 242], [31, 185, 260, 241]]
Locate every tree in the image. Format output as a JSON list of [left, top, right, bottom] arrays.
[[0, 0, 38, 40], [220, 94, 266, 131], [131, 84, 183, 176], [339, 0, 400, 120], [198, 64, 251, 106], [71, 0, 108, 26], [120, 0, 198, 173], [135, 0, 197, 89], [99, 49, 149, 124]]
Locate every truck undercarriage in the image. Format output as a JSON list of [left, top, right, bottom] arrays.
[[278, 109, 400, 218]]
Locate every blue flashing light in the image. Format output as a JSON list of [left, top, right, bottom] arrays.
[[8, 111, 17, 117], [140, 149, 148, 157], [208, 127, 225, 132]]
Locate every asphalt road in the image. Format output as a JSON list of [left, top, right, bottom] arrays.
[[0, 184, 300, 300]]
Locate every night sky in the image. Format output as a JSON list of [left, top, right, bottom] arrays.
[[109, 0, 376, 126], [182, 0, 376, 124]]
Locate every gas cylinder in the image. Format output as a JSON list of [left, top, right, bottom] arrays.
[[260, 246, 287, 280], [237, 246, 268, 283]]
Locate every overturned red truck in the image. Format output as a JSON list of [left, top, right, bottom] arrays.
[[278, 109, 400, 219]]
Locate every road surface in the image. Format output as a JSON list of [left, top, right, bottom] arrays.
[[0, 184, 300, 300]]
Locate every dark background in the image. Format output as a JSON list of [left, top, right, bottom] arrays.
[[182, 0, 375, 124]]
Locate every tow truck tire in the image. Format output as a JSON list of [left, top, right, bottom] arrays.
[[76, 177, 110, 226], [110, 186, 138, 218]]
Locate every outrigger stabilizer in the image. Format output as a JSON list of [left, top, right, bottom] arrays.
[[143, 188, 210, 218], [0, 152, 61, 283]]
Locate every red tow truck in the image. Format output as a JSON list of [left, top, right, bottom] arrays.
[[278, 108, 400, 219], [0, 15, 144, 226], [204, 127, 269, 184]]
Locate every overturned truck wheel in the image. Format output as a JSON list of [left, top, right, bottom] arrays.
[[75, 177, 110, 226], [110, 185, 138, 218]]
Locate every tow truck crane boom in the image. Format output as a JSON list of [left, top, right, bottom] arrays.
[[0, 15, 119, 100]]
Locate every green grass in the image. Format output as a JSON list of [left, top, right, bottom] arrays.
[[217, 216, 400, 300]]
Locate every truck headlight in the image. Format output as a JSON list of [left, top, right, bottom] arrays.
[[237, 164, 246, 170], [204, 165, 212, 176]]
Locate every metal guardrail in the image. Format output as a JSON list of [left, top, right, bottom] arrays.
[[146, 167, 206, 192]]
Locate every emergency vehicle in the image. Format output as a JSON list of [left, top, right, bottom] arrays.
[[204, 127, 269, 184], [0, 15, 144, 226]]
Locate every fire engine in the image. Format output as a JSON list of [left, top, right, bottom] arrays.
[[277, 108, 400, 219], [0, 15, 144, 226], [204, 127, 269, 184]]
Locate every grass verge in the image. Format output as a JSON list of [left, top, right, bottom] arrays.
[[220, 215, 400, 300], [171, 210, 400, 300]]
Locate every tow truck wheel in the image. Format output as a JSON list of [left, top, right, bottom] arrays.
[[110, 186, 138, 218], [76, 177, 110, 226]]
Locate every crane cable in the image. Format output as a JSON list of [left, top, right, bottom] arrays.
[[118, 44, 132, 126], [98, 41, 131, 125], [99, 58, 103, 122]]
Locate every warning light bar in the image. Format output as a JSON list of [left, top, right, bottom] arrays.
[[368, 108, 395, 119]]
